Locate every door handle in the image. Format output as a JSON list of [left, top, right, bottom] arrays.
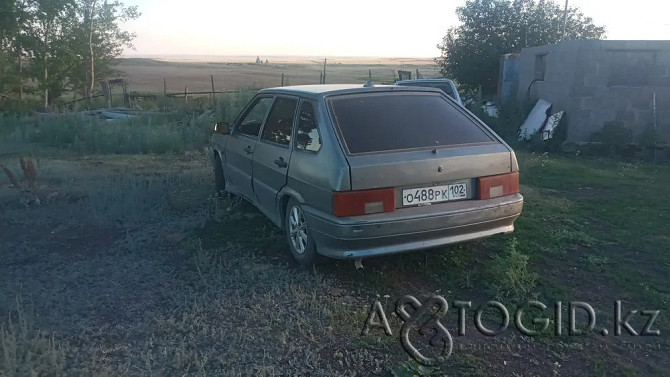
[[243, 145, 253, 155], [274, 157, 288, 168]]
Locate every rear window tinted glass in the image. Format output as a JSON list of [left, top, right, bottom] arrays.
[[328, 93, 494, 154]]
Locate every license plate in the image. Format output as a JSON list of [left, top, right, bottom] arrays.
[[402, 182, 467, 206]]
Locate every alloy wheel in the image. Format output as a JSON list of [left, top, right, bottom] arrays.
[[288, 205, 308, 254]]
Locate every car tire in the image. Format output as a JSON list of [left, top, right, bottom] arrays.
[[213, 153, 225, 195], [285, 198, 319, 266]]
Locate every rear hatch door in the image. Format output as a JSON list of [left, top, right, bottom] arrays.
[[327, 91, 512, 207]]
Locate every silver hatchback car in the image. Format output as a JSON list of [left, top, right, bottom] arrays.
[[209, 84, 523, 265]]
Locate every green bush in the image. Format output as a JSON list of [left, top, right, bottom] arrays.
[[589, 121, 634, 157], [486, 238, 537, 302], [637, 124, 661, 148], [471, 99, 524, 143], [0, 90, 258, 155]]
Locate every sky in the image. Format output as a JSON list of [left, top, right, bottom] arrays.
[[121, 0, 670, 58]]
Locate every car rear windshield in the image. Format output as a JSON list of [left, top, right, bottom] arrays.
[[328, 93, 495, 154]]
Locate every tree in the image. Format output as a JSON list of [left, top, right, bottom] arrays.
[[66, 0, 139, 105], [1, 0, 138, 108], [22, 0, 75, 108], [0, 0, 31, 101], [437, 0, 606, 94]]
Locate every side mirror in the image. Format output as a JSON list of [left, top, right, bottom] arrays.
[[214, 122, 230, 135]]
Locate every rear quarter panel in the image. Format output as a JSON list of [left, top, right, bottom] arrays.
[[282, 98, 350, 215]]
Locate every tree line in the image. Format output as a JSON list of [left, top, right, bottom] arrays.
[[437, 0, 606, 94], [0, 0, 139, 109]]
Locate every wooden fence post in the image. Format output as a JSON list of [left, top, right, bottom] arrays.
[[162, 78, 167, 112], [281, 73, 285, 87], [122, 81, 129, 107], [101, 81, 111, 108], [319, 72, 323, 84], [322, 58, 327, 84], [210, 75, 215, 103]]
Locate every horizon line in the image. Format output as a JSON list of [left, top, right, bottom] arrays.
[[120, 54, 440, 59]]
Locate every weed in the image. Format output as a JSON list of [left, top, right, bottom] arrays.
[[0, 159, 41, 206], [0, 163, 19, 187], [19, 158, 36, 189], [0, 298, 65, 377], [486, 238, 537, 302], [188, 237, 220, 278]]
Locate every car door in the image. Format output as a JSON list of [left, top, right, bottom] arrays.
[[224, 96, 273, 201], [251, 96, 298, 224]]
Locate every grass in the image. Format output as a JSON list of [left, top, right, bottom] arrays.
[[485, 237, 538, 302], [0, 143, 668, 376], [0, 90, 256, 156], [0, 298, 65, 377]]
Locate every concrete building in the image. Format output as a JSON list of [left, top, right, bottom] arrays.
[[516, 40, 670, 143]]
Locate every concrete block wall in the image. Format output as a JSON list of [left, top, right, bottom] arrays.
[[516, 40, 670, 143]]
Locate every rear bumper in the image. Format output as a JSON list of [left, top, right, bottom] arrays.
[[302, 193, 523, 259]]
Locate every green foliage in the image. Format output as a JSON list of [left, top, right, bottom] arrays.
[[66, 0, 140, 99], [589, 121, 634, 157], [637, 124, 661, 147], [0, 0, 139, 108], [591, 121, 634, 146], [214, 89, 257, 124], [1, 91, 256, 154], [438, 0, 606, 93], [472, 99, 525, 142], [486, 237, 537, 302], [4, 113, 202, 154]]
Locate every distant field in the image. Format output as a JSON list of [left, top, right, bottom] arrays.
[[115, 57, 442, 94]]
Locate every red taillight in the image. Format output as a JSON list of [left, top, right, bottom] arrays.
[[332, 188, 395, 217], [478, 172, 519, 199]]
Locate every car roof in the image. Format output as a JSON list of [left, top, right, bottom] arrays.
[[259, 84, 443, 99], [395, 78, 456, 85]]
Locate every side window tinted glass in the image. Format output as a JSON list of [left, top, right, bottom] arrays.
[[261, 98, 297, 146], [237, 97, 273, 137], [295, 101, 321, 152]]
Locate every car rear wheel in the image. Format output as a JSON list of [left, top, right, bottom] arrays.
[[214, 154, 225, 195], [285, 198, 319, 266]]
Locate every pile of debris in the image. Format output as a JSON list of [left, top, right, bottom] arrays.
[[518, 99, 564, 141]]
